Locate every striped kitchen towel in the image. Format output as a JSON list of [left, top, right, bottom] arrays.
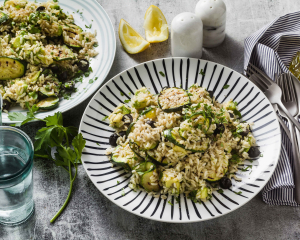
[[244, 11, 300, 206]]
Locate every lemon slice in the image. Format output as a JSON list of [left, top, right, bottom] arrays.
[[143, 5, 169, 43], [118, 19, 150, 54]]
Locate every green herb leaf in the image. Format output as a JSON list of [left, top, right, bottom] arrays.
[[120, 91, 124, 96], [234, 191, 242, 195], [102, 116, 108, 121], [159, 71, 165, 77], [167, 200, 173, 206], [199, 69, 205, 75], [223, 84, 230, 89], [233, 109, 242, 118], [124, 99, 130, 103], [8, 112, 27, 122]]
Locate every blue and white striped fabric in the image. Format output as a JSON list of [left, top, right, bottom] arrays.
[[244, 11, 300, 206]]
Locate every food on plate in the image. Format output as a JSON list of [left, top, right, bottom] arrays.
[[289, 51, 300, 81], [143, 5, 168, 43], [106, 85, 257, 202], [118, 19, 150, 54], [0, 0, 98, 111]]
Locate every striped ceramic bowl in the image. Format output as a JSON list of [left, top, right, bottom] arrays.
[[79, 58, 281, 223]]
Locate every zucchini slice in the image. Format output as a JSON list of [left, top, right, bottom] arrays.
[[0, 11, 9, 24], [129, 140, 146, 159], [36, 96, 59, 110], [45, 44, 75, 61], [158, 87, 190, 112], [111, 145, 141, 171], [147, 151, 168, 166], [140, 107, 157, 120], [39, 86, 56, 97], [62, 24, 83, 49], [163, 128, 209, 153], [126, 122, 135, 137], [190, 112, 212, 133], [0, 57, 26, 80], [139, 162, 160, 192]]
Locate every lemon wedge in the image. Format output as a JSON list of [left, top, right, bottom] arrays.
[[118, 19, 150, 54], [143, 5, 169, 43]]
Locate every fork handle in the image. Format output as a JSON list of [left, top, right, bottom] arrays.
[[277, 102, 300, 131], [289, 121, 300, 203]]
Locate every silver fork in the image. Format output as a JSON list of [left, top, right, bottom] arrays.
[[277, 73, 300, 203], [246, 74, 291, 141], [245, 63, 300, 131]]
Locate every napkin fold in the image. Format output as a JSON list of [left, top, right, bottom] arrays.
[[244, 11, 300, 206]]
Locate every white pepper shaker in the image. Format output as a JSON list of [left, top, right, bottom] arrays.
[[171, 12, 203, 58], [195, 0, 226, 48]]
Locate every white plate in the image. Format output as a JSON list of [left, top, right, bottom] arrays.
[[79, 58, 281, 223], [1, 0, 116, 123]]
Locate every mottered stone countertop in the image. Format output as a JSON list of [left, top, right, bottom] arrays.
[[1, 0, 300, 239]]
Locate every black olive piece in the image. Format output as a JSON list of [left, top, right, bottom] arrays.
[[240, 129, 249, 137], [219, 177, 232, 189], [2, 99, 11, 111], [214, 123, 225, 135], [248, 146, 261, 158], [118, 131, 127, 138], [122, 114, 133, 126], [146, 120, 156, 128], [49, 64, 59, 73], [36, 6, 46, 11], [109, 133, 119, 147], [229, 112, 234, 118], [77, 59, 89, 72], [207, 90, 214, 99], [58, 71, 68, 82]]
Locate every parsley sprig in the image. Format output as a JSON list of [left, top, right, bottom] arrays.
[[8, 103, 86, 223]]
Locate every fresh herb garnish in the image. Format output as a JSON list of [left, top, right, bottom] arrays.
[[159, 71, 165, 77], [96, 143, 101, 146], [187, 190, 198, 203], [124, 99, 131, 103], [241, 165, 252, 172], [89, 79, 94, 84], [168, 200, 173, 206], [234, 191, 242, 195], [175, 197, 180, 204], [233, 109, 242, 118], [199, 69, 205, 75], [217, 189, 224, 194], [120, 91, 124, 96], [8, 103, 86, 223], [117, 181, 120, 184], [85, 24, 92, 29], [223, 84, 230, 89]]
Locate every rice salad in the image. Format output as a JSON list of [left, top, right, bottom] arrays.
[[0, 0, 98, 111], [106, 85, 259, 203]]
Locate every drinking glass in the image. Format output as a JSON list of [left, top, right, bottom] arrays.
[[0, 126, 34, 225]]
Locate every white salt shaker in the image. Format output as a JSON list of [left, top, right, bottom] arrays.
[[195, 0, 226, 48], [171, 12, 203, 58]]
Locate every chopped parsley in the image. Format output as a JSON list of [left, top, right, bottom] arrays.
[[167, 200, 173, 206], [234, 191, 242, 195], [187, 190, 198, 203], [159, 71, 165, 77], [199, 69, 205, 75], [121, 188, 125, 196], [96, 143, 101, 146], [85, 24, 92, 29], [241, 165, 252, 172], [93, 43, 99, 47], [175, 197, 180, 204], [260, 154, 263, 157], [89, 79, 94, 84], [102, 116, 108, 121], [53, 0, 58, 2], [217, 189, 224, 194], [117, 181, 120, 184], [223, 84, 230, 89], [120, 91, 124, 96], [233, 109, 242, 118], [124, 99, 130, 103]]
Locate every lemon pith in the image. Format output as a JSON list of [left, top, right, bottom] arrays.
[[143, 5, 169, 43]]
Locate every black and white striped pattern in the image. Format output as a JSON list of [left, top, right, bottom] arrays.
[[245, 12, 300, 206], [79, 58, 281, 222]]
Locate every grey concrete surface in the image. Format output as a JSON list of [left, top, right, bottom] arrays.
[[1, 0, 300, 239]]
